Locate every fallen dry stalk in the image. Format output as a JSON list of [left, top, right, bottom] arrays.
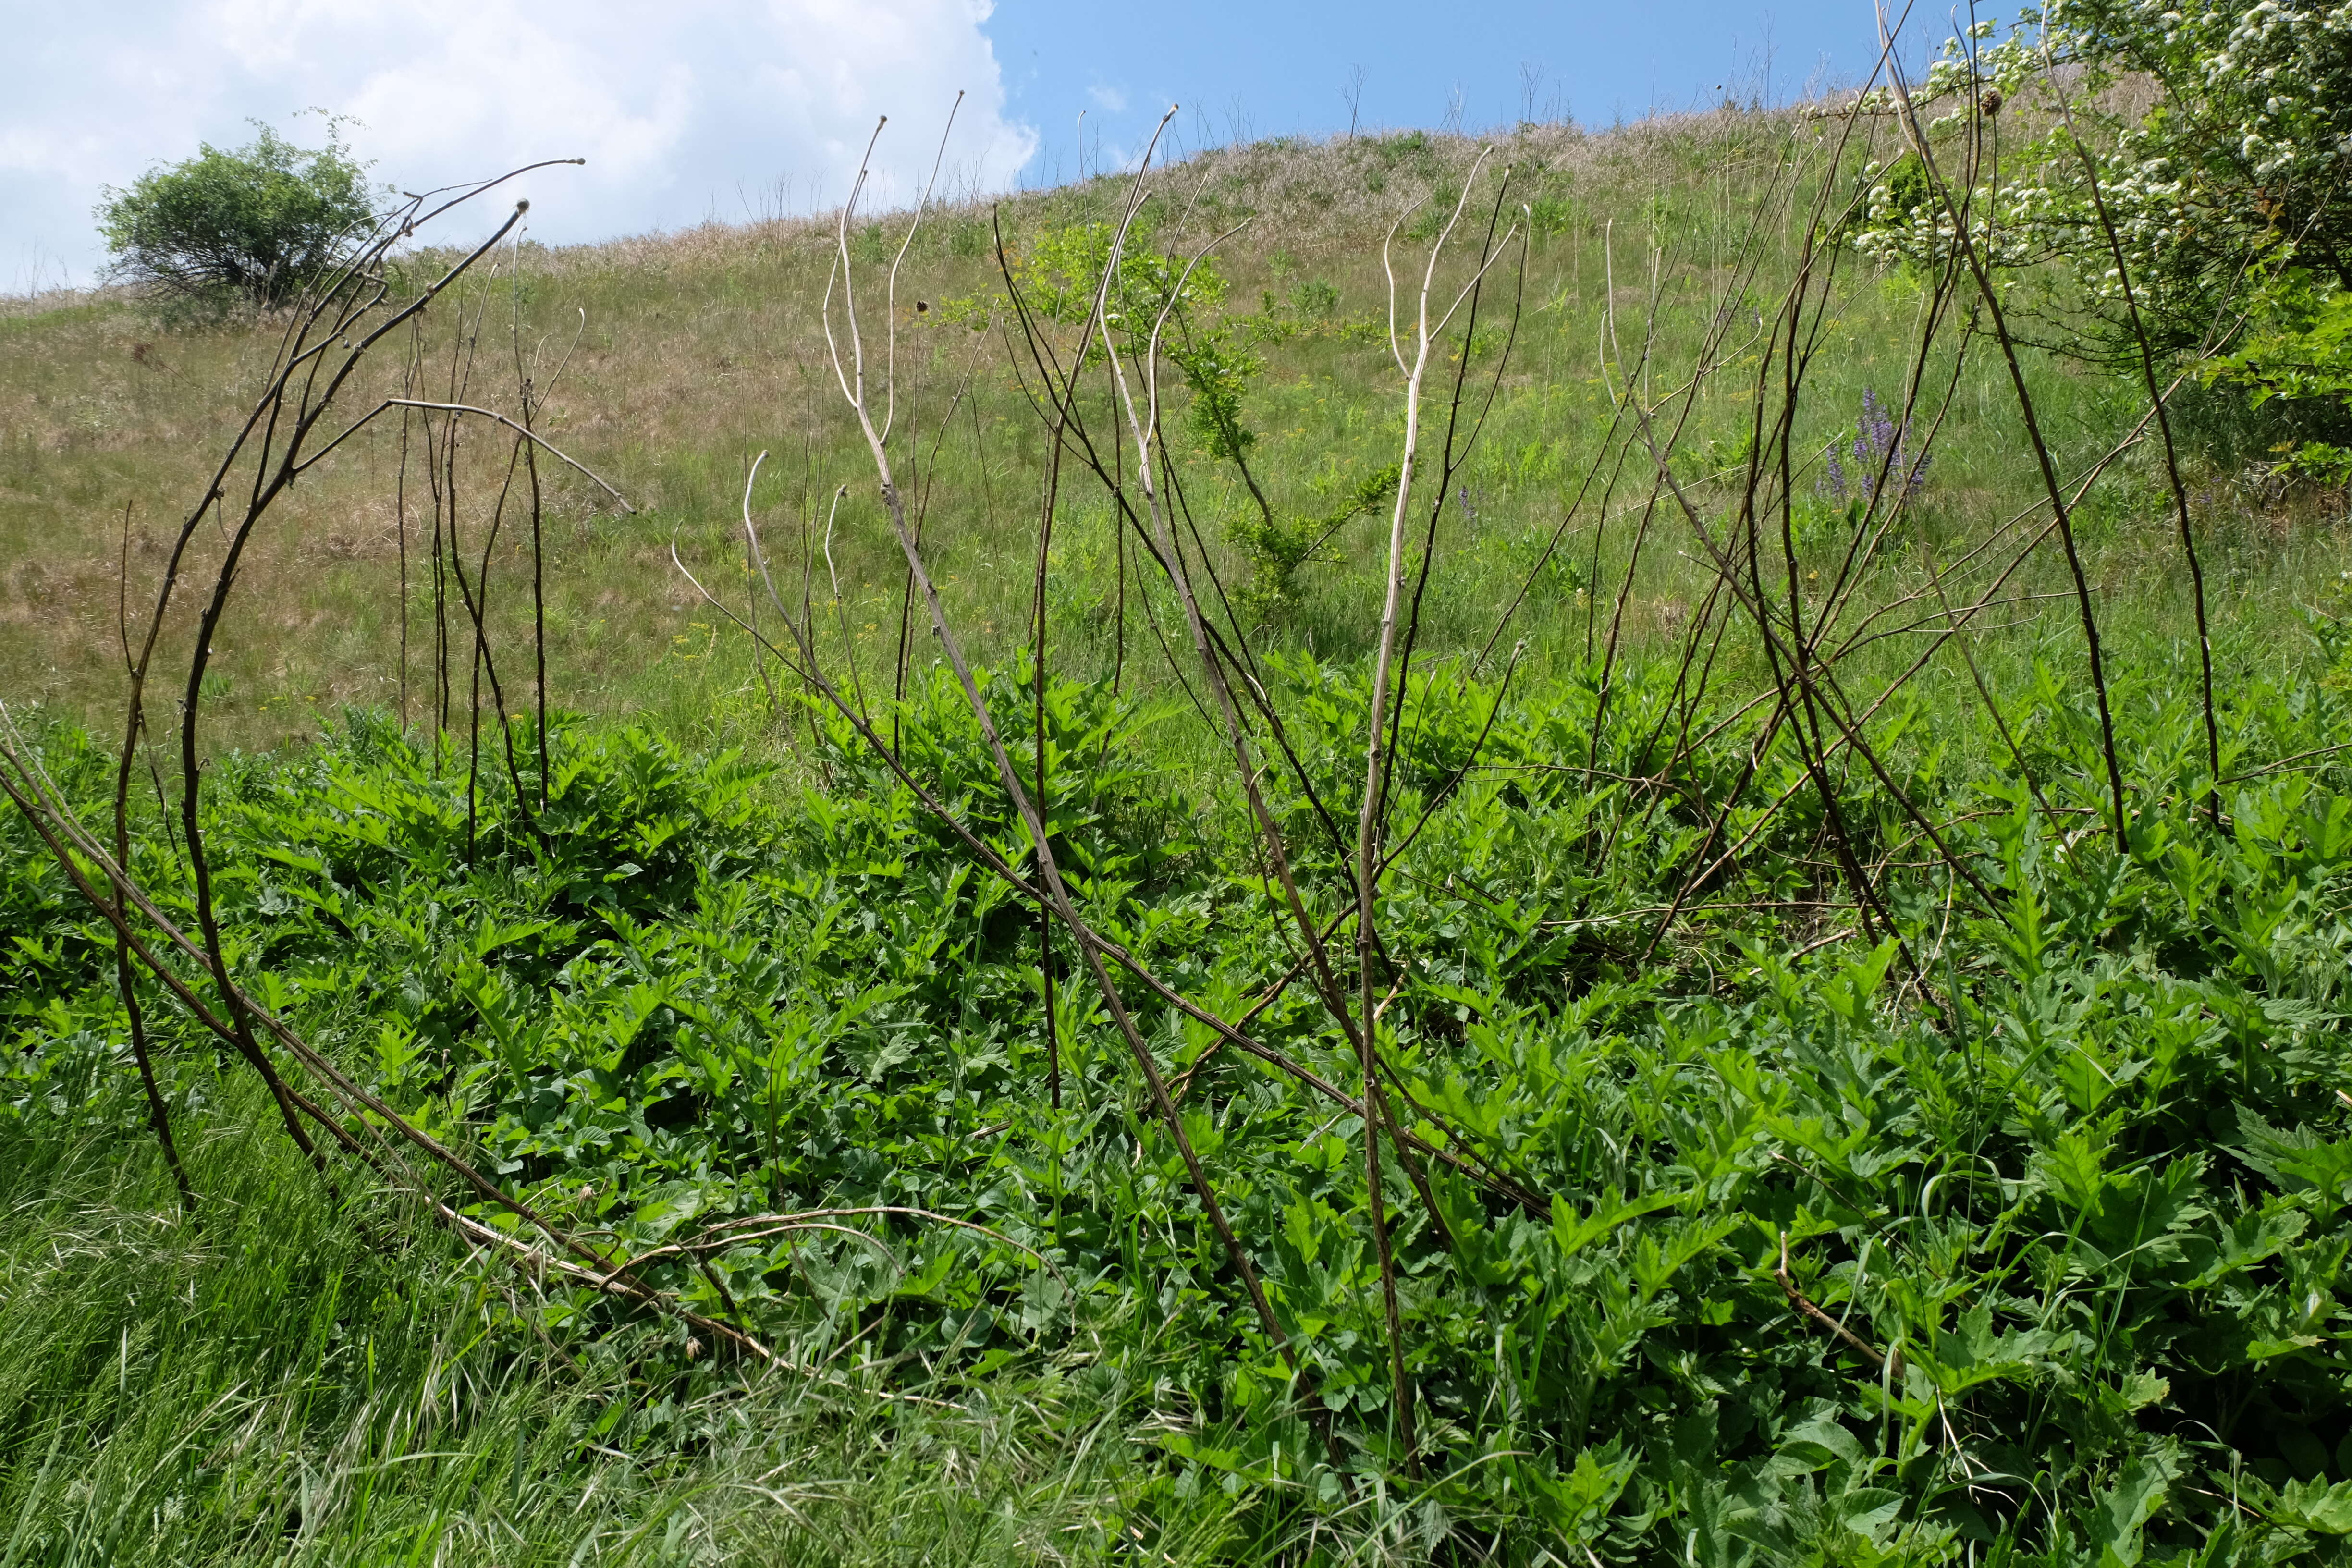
[[1778, 1231, 1906, 1381]]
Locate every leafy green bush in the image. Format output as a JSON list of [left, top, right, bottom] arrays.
[[1006, 220, 1228, 349], [2212, 278, 2352, 480], [1227, 465, 1398, 620], [95, 122, 376, 306]]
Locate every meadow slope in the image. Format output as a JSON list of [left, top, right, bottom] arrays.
[[6, 104, 2352, 1566]]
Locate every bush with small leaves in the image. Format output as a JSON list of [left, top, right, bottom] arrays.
[[96, 122, 376, 308]]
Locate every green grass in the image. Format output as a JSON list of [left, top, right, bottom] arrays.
[[0, 1080, 1270, 1564], [9, 98, 2352, 1566]]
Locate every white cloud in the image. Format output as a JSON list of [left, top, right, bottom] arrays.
[[0, 0, 1035, 291], [1086, 83, 1128, 114]]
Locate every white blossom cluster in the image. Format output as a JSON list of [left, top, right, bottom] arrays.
[[1848, 0, 2352, 319]]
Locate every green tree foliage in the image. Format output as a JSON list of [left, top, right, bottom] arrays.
[[95, 122, 376, 306], [1226, 464, 1397, 618], [1008, 222, 1391, 614], [1009, 220, 1229, 353], [1008, 221, 1268, 460]]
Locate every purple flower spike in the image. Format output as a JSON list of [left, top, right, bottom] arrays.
[[1820, 387, 1931, 505]]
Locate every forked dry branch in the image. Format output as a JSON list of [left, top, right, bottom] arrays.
[[817, 112, 1309, 1388], [694, 76, 1971, 1467]]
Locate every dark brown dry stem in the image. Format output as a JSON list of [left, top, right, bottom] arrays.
[[1883, 57, 2130, 842], [1778, 1231, 1905, 1380]]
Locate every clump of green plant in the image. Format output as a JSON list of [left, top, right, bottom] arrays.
[[2211, 279, 2352, 483], [1244, 277, 1345, 347], [1525, 193, 1581, 240], [1007, 219, 1226, 351], [1005, 219, 1279, 473], [1228, 464, 1398, 619], [95, 119, 377, 308], [1167, 330, 1262, 462], [1512, 521, 1591, 597]]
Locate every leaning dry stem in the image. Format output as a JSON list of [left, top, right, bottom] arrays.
[[686, 500, 1549, 1216], [1880, 36, 2129, 840], [0, 171, 848, 1372], [0, 711, 783, 1361], [2044, 68, 2221, 826]]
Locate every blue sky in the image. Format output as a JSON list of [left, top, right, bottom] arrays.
[[0, 0, 1904, 292], [987, 1, 1879, 181]]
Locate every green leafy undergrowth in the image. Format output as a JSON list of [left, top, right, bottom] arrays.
[[0, 1096, 1253, 1565], [9, 643, 2352, 1563]]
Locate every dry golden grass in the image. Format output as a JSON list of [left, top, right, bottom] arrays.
[[3, 105, 2340, 768]]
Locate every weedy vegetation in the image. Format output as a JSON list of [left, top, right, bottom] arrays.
[[7, 7, 2352, 1562]]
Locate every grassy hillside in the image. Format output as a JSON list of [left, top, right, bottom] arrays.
[[7, 112, 2339, 756], [7, 101, 2352, 1566]]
